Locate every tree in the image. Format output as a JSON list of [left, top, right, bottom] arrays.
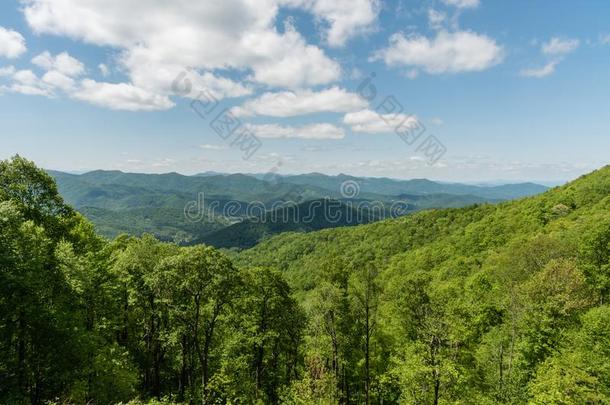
[[0, 155, 74, 238], [156, 245, 240, 403], [221, 267, 304, 403], [580, 215, 610, 303], [529, 306, 610, 402], [350, 261, 382, 405], [112, 235, 179, 398], [0, 157, 84, 404]]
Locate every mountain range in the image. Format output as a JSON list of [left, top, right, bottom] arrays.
[[49, 170, 549, 247]]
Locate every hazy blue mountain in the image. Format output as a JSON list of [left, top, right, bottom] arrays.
[[277, 173, 548, 199]]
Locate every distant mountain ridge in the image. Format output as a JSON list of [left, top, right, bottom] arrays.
[[48, 169, 548, 247], [273, 172, 549, 200]]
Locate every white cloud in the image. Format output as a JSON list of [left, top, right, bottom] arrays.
[[199, 144, 228, 150], [521, 37, 579, 79], [599, 34, 610, 45], [7, 53, 84, 96], [281, 0, 380, 47], [22, 0, 341, 90], [127, 62, 252, 100], [10, 83, 50, 96], [42, 70, 76, 91], [0, 26, 26, 59], [441, 0, 480, 9], [10, 69, 53, 96], [428, 9, 447, 30], [520, 60, 559, 78], [234, 86, 367, 117], [152, 158, 176, 168], [72, 79, 175, 111], [0, 65, 15, 76], [13, 69, 38, 85], [542, 37, 579, 56], [98, 63, 109, 76], [7, 49, 178, 110], [372, 30, 503, 74], [343, 109, 419, 133], [245, 123, 345, 139], [32, 51, 85, 76], [241, 22, 341, 88]]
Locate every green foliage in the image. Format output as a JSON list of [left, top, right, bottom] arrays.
[[1, 157, 305, 404], [237, 164, 610, 403], [1, 156, 609, 404], [529, 306, 610, 403]]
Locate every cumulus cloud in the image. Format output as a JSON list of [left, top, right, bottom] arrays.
[[241, 22, 341, 88], [0, 26, 26, 59], [6, 47, 239, 111], [10, 69, 53, 96], [245, 123, 345, 139], [280, 0, 380, 47], [7, 60, 173, 111], [22, 0, 342, 91], [129, 63, 252, 100], [5, 51, 87, 96], [234, 86, 367, 117], [343, 109, 419, 133], [13, 1, 383, 111], [0, 65, 15, 76], [72, 79, 175, 111], [41, 70, 76, 91], [32, 51, 85, 76], [372, 30, 503, 75]]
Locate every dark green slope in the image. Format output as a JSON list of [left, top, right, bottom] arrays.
[[198, 198, 379, 249], [200, 193, 497, 249]]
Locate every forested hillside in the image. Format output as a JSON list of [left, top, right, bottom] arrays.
[[238, 163, 610, 403], [1, 156, 609, 404]]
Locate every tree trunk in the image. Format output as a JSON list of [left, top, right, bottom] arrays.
[[433, 376, 440, 405], [365, 303, 370, 405], [180, 334, 188, 401], [17, 312, 26, 397]]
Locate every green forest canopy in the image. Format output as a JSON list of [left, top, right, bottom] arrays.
[[1, 155, 609, 404]]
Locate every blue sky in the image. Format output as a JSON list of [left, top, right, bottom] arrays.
[[0, 0, 608, 182]]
